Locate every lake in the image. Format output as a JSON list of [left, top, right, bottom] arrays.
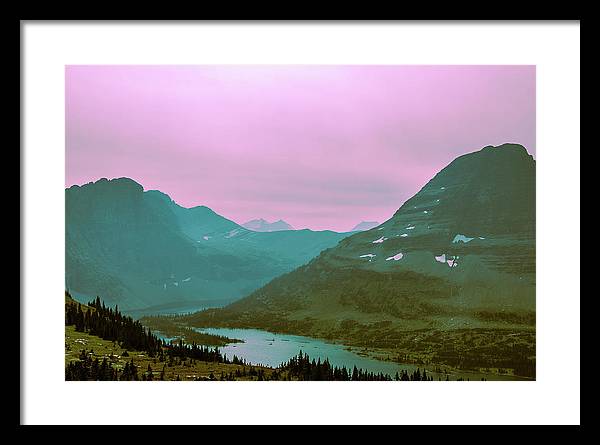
[[183, 327, 526, 381]]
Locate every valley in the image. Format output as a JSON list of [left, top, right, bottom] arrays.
[[66, 178, 351, 310], [66, 143, 537, 381], [65, 295, 459, 381], [143, 143, 537, 379]]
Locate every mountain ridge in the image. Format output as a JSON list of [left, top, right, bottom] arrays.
[[351, 221, 380, 232], [183, 143, 535, 330], [242, 218, 295, 232], [66, 178, 351, 310]]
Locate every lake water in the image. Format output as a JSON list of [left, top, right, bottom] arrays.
[[185, 327, 526, 381]]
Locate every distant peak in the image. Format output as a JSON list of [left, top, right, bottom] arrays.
[[351, 221, 380, 232], [242, 218, 295, 232]]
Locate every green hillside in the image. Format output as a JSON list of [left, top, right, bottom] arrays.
[[66, 178, 350, 310], [180, 144, 536, 377]]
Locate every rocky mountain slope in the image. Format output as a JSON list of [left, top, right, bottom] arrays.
[[66, 178, 350, 310], [184, 144, 536, 335]]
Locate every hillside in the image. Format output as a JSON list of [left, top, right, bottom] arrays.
[[180, 144, 536, 377], [66, 178, 350, 310], [65, 295, 437, 381]]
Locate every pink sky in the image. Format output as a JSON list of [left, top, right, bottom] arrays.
[[66, 65, 535, 232]]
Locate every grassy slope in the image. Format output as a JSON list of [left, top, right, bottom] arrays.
[[65, 325, 275, 381], [65, 294, 277, 380]]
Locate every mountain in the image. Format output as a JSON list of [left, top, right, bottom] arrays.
[[66, 178, 350, 311], [242, 218, 295, 232], [351, 221, 380, 232], [182, 144, 536, 374]]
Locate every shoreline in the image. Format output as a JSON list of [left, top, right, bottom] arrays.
[[152, 320, 534, 381]]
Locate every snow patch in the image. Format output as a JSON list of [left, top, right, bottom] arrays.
[[203, 236, 210, 240], [435, 253, 458, 268], [400, 233, 408, 237], [452, 234, 474, 243], [225, 229, 241, 238], [182, 277, 191, 282], [386, 252, 404, 261], [173, 282, 179, 287], [372, 236, 388, 244], [359, 254, 376, 259], [406, 226, 415, 230], [423, 210, 429, 214]]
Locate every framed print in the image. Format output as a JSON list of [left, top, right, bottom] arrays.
[[21, 20, 580, 426]]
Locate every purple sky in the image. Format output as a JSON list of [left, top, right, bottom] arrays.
[[66, 65, 535, 232]]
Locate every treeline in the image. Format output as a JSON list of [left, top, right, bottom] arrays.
[[280, 351, 434, 381], [65, 349, 142, 380], [166, 339, 225, 363], [66, 296, 162, 355], [65, 292, 229, 363], [65, 294, 445, 381]]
